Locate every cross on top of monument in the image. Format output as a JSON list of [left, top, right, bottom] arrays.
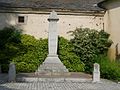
[[48, 10, 59, 21]]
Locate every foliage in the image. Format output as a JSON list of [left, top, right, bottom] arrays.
[[69, 28, 112, 73], [16, 62, 37, 73], [0, 26, 22, 72], [0, 26, 48, 72], [12, 35, 48, 73], [0, 26, 22, 48], [0, 26, 84, 72], [96, 55, 120, 81], [14, 36, 84, 72], [58, 37, 85, 72]]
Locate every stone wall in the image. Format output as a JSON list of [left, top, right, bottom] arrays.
[[0, 11, 104, 39]]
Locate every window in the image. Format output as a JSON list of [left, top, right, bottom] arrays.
[[18, 16, 24, 23], [17, 15, 27, 25]]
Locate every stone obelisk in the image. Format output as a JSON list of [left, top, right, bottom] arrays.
[[37, 11, 68, 75]]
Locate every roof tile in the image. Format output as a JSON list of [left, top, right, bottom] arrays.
[[0, 0, 104, 11]]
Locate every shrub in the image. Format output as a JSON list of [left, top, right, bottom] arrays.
[[69, 28, 112, 73], [0, 26, 22, 49], [0, 26, 84, 72], [13, 36, 85, 72], [96, 55, 120, 81], [1, 64, 9, 73], [58, 37, 85, 72], [12, 34, 48, 73], [15, 62, 37, 73], [0, 26, 22, 72]]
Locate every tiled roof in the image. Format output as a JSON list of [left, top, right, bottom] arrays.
[[98, 0, 120, 9], [0, 0, 104, 11]]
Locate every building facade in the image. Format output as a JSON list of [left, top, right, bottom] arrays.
[[99, 0, 120, 60], [0, 0, 104, 39], [1, 0, 120, 60]]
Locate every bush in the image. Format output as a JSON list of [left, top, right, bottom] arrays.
[[12, 34, 48, 73], [96, 55, 120, 81], [69, 28, 112, 73], [0, 26, 84, 72], [58, 37, 85, 72], [15, 62, 37, 73], [1, 64, 9, 73], [0, 26, 22, 49], [0, 26, 22, 72], [13, 36, 85, 72]]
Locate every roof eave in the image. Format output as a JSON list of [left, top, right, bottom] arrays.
[[98, 0, 107, 10], [98, 0, 120, 9], [0, 8, 105, 16]]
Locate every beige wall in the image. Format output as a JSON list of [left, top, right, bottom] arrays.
[[104, 2, 120, 60], [0, 12, 104, 39]]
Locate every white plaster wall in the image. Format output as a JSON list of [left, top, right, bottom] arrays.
[[59, 15, 103, 39], [104, 3, 120, 60], [0, 12, 103, 39]]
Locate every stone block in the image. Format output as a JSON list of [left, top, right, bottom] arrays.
[[8, 63, 16, 82], [93, 63, 100, 82]]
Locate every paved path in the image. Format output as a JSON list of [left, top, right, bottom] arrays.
[[0, 73, 120, 90], [0, 80, 120, 90]]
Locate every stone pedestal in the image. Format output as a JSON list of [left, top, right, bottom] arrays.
[[8, 63, 16, 82], [36, 11, 68, 75], [93, 63, 100, 82]]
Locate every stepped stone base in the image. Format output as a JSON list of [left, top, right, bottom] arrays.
[[36, 55, 68, 75]]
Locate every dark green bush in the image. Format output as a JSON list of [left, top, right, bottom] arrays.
[[69, 28, 112, 73], [58, 37, 85, 72], [96, 55, 120, 81], [1, 64, 9, 73], [0, 26, 22, 72], [0, 26, 21, 49]]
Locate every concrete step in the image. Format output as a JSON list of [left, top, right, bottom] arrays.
[[37, 56, 68, 74], [0, 72, 93, 83], [16, 77, 92, 83], [37, 63, 69, 74], [16, 72, 92, 82]]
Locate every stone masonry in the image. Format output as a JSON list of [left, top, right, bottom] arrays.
[[93, 63, 100, 82], [36, 11, 68, 75]]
